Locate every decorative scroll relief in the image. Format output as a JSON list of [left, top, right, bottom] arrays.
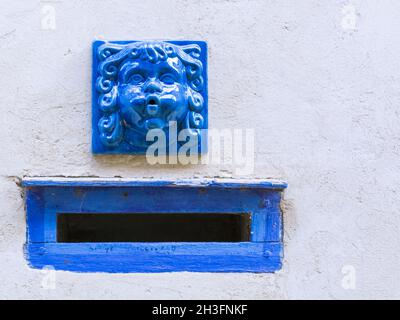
[[92, 40, 208, 154]]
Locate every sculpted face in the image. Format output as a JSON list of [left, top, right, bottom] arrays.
[[118, 57, 188, 137], [94, 41, 207, 153]]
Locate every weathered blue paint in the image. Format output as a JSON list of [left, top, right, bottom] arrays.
[[92, 40, 208, 154], [26, 242, 282, 273], [22, 178, 287, 189], [24, 179, 287, 273]]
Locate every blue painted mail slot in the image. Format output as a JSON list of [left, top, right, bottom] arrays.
[[92, 40, 208, 155], [23, 178, 287, 273]]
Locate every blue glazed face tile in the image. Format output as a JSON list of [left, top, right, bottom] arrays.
[[92, 40, 208, 154], [23, 178, 286, 273]]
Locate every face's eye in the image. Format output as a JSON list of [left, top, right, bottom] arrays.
[[160, 73, 176, 85], [128, 73, 144, 85]]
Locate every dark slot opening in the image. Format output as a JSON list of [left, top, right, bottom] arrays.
[[57, 213, 251, 243]]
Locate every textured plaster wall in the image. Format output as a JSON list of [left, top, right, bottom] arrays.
[[0, 0, 399, 299]]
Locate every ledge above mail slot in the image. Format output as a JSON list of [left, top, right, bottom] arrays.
[[23, 178, 287, 273]]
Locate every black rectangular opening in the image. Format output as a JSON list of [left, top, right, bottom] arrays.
[[57, 213, 251, 243]]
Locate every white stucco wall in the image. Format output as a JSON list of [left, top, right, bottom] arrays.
[[0, 0, 399, 299]]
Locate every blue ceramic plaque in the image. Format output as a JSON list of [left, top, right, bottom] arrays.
[[92, 40, 208, 154]]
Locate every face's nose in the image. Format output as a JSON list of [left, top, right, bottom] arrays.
[[143, 79, 162, 93]]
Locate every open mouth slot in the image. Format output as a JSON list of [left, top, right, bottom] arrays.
[[57, 213, 251, 243]]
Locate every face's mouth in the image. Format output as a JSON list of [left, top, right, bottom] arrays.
[[146, 95, 159, 106], [144, 95, 162, 130]]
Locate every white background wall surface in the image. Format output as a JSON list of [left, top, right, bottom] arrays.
[[0, 0, 399, 299]]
